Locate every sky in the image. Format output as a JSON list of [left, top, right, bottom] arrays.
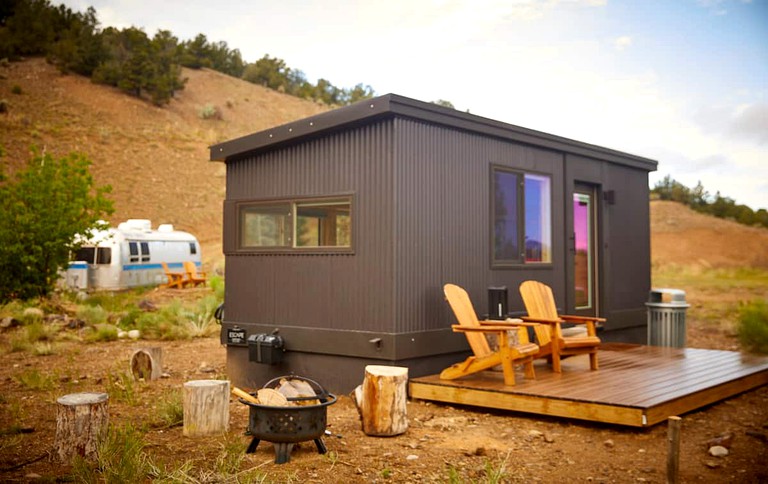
[[61, 0, 768, 210]]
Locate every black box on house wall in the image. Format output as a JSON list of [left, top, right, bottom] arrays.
[[248, 334, 284, 365]]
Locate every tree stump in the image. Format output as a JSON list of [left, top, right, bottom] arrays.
[[53, 392, 109, 463], [183, 380, 230, 437], [354, 365, 408, 436], [130, 347, 163, 381]]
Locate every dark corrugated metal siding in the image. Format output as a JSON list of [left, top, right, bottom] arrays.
[[392, 118, 566, 333], [224, 121, 396, 333]]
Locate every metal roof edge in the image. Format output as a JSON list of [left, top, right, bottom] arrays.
[[210, 93, 658, 172], [209, 94, 396, 162]]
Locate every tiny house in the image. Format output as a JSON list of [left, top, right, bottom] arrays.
[[64, 219, 202, 290], [211, 94, 658, 392]]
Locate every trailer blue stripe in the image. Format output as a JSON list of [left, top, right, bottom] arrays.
[[122, 262, 200, 271]]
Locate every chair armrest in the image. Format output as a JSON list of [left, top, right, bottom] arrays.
[[560, 314, 606, 324], [451, 325, 523, 333], [520, 316, 565, 325], [478, 318, 524, 326]]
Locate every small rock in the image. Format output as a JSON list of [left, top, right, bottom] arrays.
[[528, 429, 544, 438], [117, 330, 128, 339], [199, 366, 216, 373], [0, 316, 20, 330], [406, 454, 419, 461], [24, 473, 41, 480], [127, 329, 140, 339], [474, 447, 486, 456], [708, 445, 729, 457], [705, 460, 721, 469], [161, 372, 171, 378], [641, 467, 655, 474], [544, 433, 555, 443], [59, 376, 71, 383], [603, 439, 615, 448], [137, 299, 157, 312]]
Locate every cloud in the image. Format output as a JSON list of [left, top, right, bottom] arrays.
[[694, 102, 768, 145], [613, 36, 632, 51]]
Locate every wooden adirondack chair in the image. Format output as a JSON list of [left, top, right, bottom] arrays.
[[161, 262, 187, 289], [183, 261, 207, 287], [519, 280, 603, 373], [440, 284, 540, 386]]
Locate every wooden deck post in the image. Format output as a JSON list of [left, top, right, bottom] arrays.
[[666, 416, 682, 484], [354, 365, 408, 436], [53, 392, 109, 463], [183, 380, 230, 437]]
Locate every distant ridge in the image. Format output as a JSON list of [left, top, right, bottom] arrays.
[[2, 59, 765, 271]]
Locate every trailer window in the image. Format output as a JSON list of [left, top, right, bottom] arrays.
[[96, 247, 112, 264], [189, 242, 197, 255], [237, 197, 352, 252], [129, 242, 139, 262], [72, 247, 95, 263], [140, 242, 150, 262], [491, 167, 551, 266]]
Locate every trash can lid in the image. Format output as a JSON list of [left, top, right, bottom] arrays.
[[649, 288, 688, 305]]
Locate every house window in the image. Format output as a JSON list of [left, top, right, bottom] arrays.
[[239, 197, 352, 251], [491, 167, 551, 265]]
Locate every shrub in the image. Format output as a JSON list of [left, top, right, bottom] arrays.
[[0, 149, 113, 301], [737, 300, 768, 354], [198, 103, 222, 120], [154, 390, 183, 428], [11, 85, 22, 94], [77, 304, 108, 325]]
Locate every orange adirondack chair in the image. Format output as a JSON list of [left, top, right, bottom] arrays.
[[440, 283, 540, 386], [183, 261, 207, 287], [161, 262, 186, 289], [519, 280, 603, 373]]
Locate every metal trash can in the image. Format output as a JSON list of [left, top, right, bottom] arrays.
[[646, 288, 690, 347]]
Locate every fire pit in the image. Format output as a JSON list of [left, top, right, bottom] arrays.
[[238, 376, 337, 464]]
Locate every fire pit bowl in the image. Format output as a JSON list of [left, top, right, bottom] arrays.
[[238, 376, 337, 464]]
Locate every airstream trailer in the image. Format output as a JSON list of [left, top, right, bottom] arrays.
[[64, 219, 202, 291]]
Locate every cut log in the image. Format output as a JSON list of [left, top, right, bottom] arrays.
[[183, 380, 230, 437], [53, 392, 109, 463], [232, 386, 259, 404], [356, 365, 408, 436], [130, 347, 163, 381]]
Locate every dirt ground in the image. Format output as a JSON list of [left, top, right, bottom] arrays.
[[1, 285, 766, 483]]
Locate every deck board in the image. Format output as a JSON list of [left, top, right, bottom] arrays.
[[409, 344, 768, 427]]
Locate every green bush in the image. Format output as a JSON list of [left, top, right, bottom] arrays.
[[77, 304, 108, 325], [737, 300, 768, 354], [0, 149, 113, 301], [11, 85, 22, 95], [198, 103, 222, 120]]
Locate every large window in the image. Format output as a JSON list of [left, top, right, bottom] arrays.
[[239, 197, 352, 251], [492, 167, 551, 266]]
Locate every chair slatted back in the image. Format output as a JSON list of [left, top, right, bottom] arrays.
[[519, 280, 559, 345], [443, 284, 493, 358]]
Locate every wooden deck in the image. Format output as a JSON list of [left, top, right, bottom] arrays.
[[409, 344, 768, 427]]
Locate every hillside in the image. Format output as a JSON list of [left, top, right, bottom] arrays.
[[2, 59, 767, 272], [651, 200, 768, 269], [0, 58, 327, 269]]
